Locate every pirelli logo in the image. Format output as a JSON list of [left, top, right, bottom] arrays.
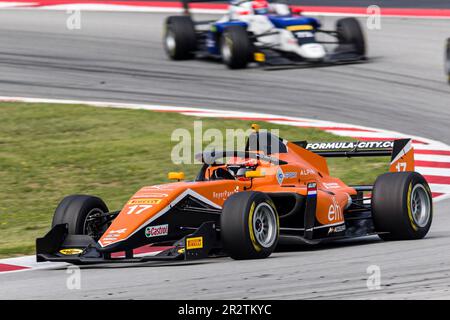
[[128, 198, 162, 205], [186, 237, 203, 250]]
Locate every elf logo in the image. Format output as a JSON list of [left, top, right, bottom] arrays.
[[328, 197, 343, 222]]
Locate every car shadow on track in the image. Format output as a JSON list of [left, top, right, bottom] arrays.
[[275, 235, 382, 253]]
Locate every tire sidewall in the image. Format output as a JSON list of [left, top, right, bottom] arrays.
[[221, 192, 279, 259], [220, 26, 252, 69], [164, 28, 177, 58], [245, 194, 279, 255], [52, 195, 108, 236], [372, 172, 433, 240], [163, 16, 196, 60], [402, 174, 433, 238], [336, 17, 365, 56]]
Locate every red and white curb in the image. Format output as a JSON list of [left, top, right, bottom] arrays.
[[0, 245, 169, 273], [1, 95, 450, 273], [2, 0, 450, 18]]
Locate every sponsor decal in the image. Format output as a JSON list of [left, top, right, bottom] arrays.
[[284, 172, 297, 179], [101, 229, 127, 242], [276, 168, 297, 185], [323, 182, 340, 189], [328, 197, 343, 222], [108, 228, 127, 235], [186, 237, 203, 250], [287, 24, 314, 31], [328, 224, 346, 235], [276, 167, 284, 185], [59, 248, 83, 255], [299, 168, 315, 176], [102, 237, 118, 241], [213, 190, 236, 200], [145, 224, 169, 238], [128, 198, 161, 205], [306, 141, 394, 151], [294, 31, 314, 38], [134, 193, 169, 198]]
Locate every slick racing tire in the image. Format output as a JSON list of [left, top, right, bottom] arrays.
[[372, 172, 433, 241], [164, 16, 197, 60], [336, 17, 366, 56], [221, 192, 279, 259], [52, 195, 109, 240], [220, 26, 253, 69], [446, 38, 450, 84]]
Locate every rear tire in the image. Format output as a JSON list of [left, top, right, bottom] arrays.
[[372, 172, 433, 240], [164, 16, 197, 60], [52, 195, 109, 240], [446, 38, 450, 84], [220, 26, 253, 69], [336, 17, 366, 56], [221, 192, 279, 259]]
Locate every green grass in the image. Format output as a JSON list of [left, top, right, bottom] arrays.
[[0, 103, 388, 257]]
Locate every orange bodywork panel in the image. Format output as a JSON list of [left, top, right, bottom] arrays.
[[97, 131, 414, 250], [99, 142, 358, 248]]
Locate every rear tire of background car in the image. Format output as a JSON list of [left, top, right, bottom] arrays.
[[164, 16, 197, 60], [336, 17, 366, 56], [446, 38, 450, 84], [52, 195, 109, 240], [221, 192, 279, 259], [372, 172, 433, 241], [221, 26, 253, 69]]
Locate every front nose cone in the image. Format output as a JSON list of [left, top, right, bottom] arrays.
[[298, 43, 326, 60]]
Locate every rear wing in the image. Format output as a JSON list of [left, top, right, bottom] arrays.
[[294, 139, 415, 172]]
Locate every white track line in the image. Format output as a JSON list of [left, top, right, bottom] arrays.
[[415, 154, 450, 163], [1, 2, 449, 19], [416, 167, 450, 177]]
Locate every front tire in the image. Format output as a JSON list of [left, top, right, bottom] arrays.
[[221, 192, 279, 260], [52, 195, 109, 241], [372, 172, 433, 240], [220, 26, 253, 69], [336, 17, 366, 56], [164, 16, 197, 60]]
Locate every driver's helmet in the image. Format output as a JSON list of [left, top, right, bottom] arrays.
[[251, 0, 269, 15]]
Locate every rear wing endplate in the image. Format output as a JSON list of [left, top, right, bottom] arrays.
[[294, 139, 415, 172]]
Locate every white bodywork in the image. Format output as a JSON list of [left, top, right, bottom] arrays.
[[219, 2, 326, 60]]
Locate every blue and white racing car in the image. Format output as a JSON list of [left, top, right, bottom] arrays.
[[163, 0, 367, 69]]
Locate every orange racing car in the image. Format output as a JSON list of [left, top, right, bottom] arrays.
[[36, 125, 433, 263]]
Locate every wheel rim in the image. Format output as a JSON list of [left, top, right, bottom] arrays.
[[252, 203, 277, 248], [221, 37, 232, 63], [410, 184, 431, 228], [83, 208, 106, 240], [165, 30, 176, 55]]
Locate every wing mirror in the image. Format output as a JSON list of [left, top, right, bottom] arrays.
[[168, 172, 185, 181], [245, 170, 265, 178]]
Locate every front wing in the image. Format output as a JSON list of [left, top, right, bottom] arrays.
[[255, 46, 366, 70], [36, 222, 221, 264]]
